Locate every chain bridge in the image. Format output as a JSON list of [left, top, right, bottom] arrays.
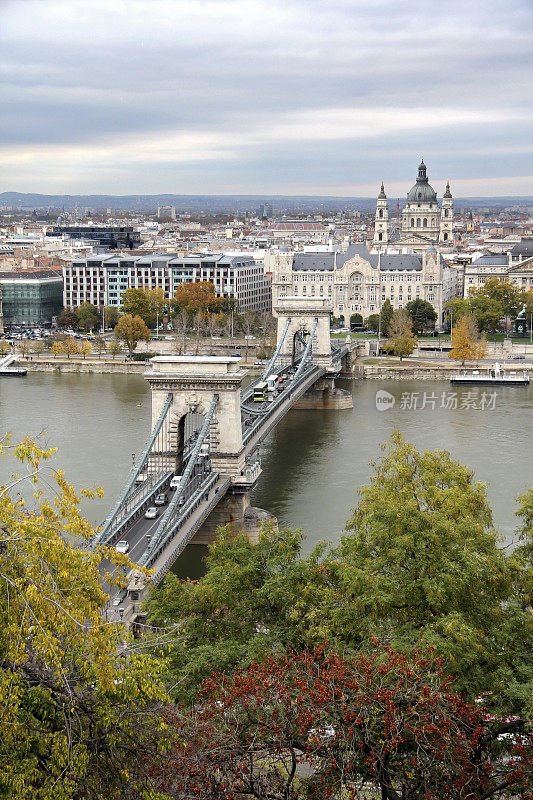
[[92, 298, 358, 622]]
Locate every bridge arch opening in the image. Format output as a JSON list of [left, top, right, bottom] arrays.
[[291, 326, 312, 364], [170, 410, 206, 474]]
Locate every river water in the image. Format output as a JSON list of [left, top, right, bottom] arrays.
[[1, 373, 531, 568]]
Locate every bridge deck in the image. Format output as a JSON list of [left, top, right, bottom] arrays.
[[102, 340, 353, 619]]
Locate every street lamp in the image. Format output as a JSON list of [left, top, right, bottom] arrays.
[[118, 607, 124, 622]]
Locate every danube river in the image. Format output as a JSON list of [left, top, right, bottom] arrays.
[[1, 373, 531, 568]]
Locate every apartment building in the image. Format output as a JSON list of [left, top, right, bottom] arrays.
[[62, 252, 271, 312]]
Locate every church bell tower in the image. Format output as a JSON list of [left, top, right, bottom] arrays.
[[373, 182, 389, 247], [439, 180, 453, 244]]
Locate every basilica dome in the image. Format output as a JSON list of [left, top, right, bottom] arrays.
[[406, 159, 437, 204]]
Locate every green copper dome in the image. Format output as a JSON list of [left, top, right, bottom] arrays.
[[406, 159, 437, 204]]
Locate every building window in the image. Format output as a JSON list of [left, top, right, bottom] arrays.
[[378, 232, 383, 241], [411, 219, 414, 227], [417, 219, 421, 228], [379, 209, 383, 218], [443, 232, 448, 241], [423, 218, 427, 227]]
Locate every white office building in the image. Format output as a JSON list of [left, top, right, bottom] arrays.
[[62, 252, 272, 312]]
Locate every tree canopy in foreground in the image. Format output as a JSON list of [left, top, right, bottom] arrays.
[[0, 434, 168, 800]]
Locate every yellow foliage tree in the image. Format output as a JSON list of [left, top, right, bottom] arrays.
[[114, 313, 150, 356], [449, 313, 486, 365], [51, 341, 65, 358], [80, 340, 92, 359], [63, 336, 80, 359], [0, 434, 168, 799], [384, 309, 418, 361]]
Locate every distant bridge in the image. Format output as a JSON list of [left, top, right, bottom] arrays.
[[91, 297, 358, 623]]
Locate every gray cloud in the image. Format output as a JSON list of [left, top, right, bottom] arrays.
[[1, 0, 532, 193]]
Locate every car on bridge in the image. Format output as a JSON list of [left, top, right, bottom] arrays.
[[144, 506, 159, 519], [154, 492, 168, 506], [170, 475, 182, 489], [115, 540, 130, 554]]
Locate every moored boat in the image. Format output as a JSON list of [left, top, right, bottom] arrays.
[[451, 363, 529, 386]]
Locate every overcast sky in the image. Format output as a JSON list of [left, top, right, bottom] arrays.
[[1, 0, 532, 196]]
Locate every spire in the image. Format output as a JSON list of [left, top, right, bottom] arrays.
[[378, 181, 387, 199], [444, 179, 452, 198], [417, 158, 428, 183]]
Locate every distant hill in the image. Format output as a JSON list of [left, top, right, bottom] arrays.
[[1, 191, 532, 214]]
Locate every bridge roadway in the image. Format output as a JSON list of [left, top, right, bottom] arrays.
[[104, 340, 351, 617]]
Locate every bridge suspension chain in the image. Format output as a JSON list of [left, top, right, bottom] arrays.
[[292, 317, 318, 381], [260, 316, 291, 381], [138, 393, 219, 569], [92, 392, 173, 549]]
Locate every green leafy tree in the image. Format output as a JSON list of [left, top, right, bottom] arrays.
[[146, 523, 327, 703], [93, 335, 107, 359], [0, 434, 169, 800], [332, 433, 528, 710], [468, 294, 503, 332], [114, 313, 150, 356], [75, 302, 100, 332], [102, 305, 119, 329], [469, 277, 525, 320], [379, 298, 394, 336], [406, 298, 437, 334], [107, 338, 123, 359], [365, 313, 380, 332], [384, 308, 417, 359], [120, 288, 165, 329]]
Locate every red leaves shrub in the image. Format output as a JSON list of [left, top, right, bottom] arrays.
[[147, 645, 532, 799]]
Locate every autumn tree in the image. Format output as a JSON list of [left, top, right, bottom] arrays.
[[0, 340, 11, 356], [80, 340, 92, 359], [33, 340, 45, 358], [150, 648, 532, 800], [50, 341, 65, 357], [17, 340, 31, 357], [114, 313, 150, 356], [63, 335, 80, 359], [0, 434, 169, 799], [384, 308, 417, 359], [57, 308, 77, 330], [449, 312, 486, 365], [171, 280, 221, 319], [120, 287, 165, 329]]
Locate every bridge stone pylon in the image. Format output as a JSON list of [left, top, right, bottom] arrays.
[[144, 356, 247, 477], [274, 296, 333, 368]]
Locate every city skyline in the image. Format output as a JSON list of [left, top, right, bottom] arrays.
[[1, 0, 532, 196]]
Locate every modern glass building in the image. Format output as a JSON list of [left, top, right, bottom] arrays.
[[0, 271, 63, 325]]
